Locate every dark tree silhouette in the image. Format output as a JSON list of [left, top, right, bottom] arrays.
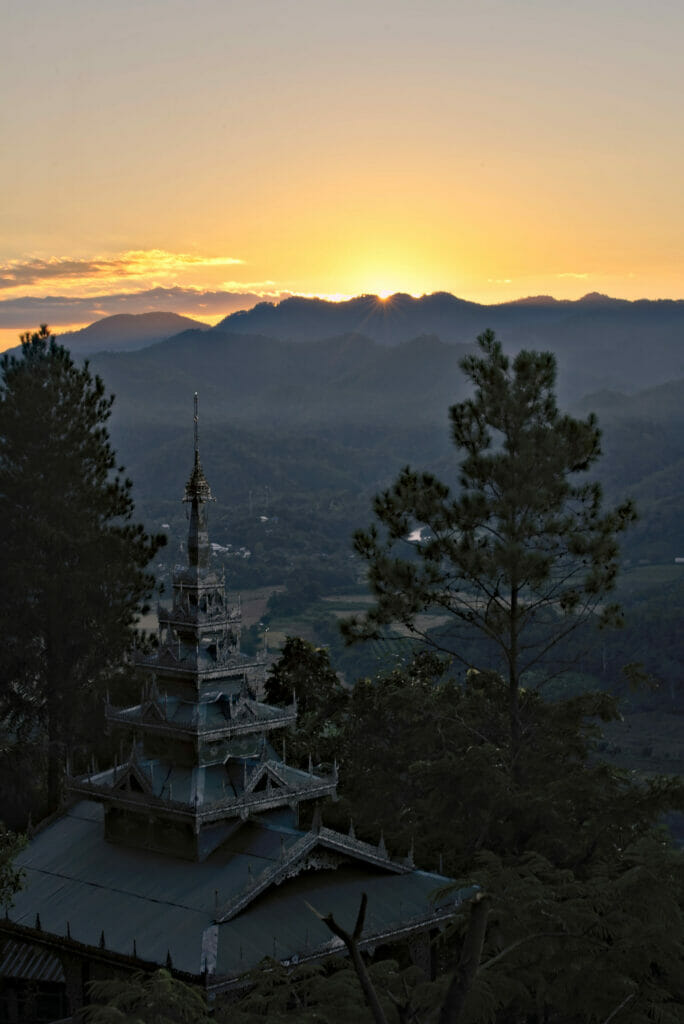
[[0, 326, 165, 811], [343, 330, 635, 766]]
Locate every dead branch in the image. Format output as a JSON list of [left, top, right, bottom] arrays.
[[307, 893, 389, 1024]]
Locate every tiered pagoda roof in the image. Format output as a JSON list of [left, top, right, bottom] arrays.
[[2, 397, 473, 1009], [65, 393, 335, 861]]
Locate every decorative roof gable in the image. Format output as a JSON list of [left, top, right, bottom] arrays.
[[214, 824, 409, 924]]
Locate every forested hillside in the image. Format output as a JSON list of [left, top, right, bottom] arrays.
[[78, 319, 684, 727]]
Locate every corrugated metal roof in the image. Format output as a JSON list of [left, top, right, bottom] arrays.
[[10, 801, 467, 979], [0, 938, 65, 982]]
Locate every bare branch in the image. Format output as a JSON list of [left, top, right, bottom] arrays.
[[601, 991, 636, 1024], [309, 894, 389, 1024]]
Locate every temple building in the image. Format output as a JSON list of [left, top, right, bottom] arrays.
[[0, 400, 472, 1022]]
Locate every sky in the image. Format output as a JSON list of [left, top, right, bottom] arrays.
[[2, 0, 683, 349]]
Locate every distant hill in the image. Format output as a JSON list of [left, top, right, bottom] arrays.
[[87, 316, 684, 437], [217, 293, 484, 346], [212, 292, 684, 399], [90, 330, 474, 431], [84, 323, 684, 565], [20, 292, 684, 399], [56, 312, 210, 354], [8, 291, 677, 567]]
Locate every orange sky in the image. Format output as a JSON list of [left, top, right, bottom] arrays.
[[2, 1, 683, 350]]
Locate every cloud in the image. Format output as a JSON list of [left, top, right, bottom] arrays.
[[0, 250, 244, 293], [556, 272, 589, 279], [0, 286, 292, 330], [0, 248, 293, 332]]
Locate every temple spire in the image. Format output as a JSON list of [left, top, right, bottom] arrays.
[[194, 391, 199, 460], [183, 393, 214, 567]]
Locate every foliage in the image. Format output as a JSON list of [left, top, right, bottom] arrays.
[[215, 956, 431, 1024], [0, 326, 165, 812], [84, 969, 210, 1023], [333, 656, 679, 869], [0, 823, 25, 909], [324, 653, 684, 1023], [343, 332, 636, 762], [233, 333, 680, 1020], [265, 636, 348, 765], [458, 839, 684, 1024]]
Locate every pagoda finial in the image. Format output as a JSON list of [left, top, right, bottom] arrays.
[[183, 393, 214, 568], [194, 391, 199, 459]]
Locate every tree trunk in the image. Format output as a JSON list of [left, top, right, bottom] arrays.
[[509, 586, 522, 781], [46, 629, 64, 814], [317, 894, 389, 1024], [439, 893, 489, 1024], [46, 699, 63, 813]]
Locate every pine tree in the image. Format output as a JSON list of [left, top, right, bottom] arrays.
[[0, 326, 165, 811], [342, 330, 636, 765]]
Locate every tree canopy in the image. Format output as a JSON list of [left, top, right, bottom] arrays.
[[343, 331, 636, 762], [85, 969, 210, 1023], [265, 636, 347, 766], [275, 653, 684, 1023], [0, 326, 165, 812]]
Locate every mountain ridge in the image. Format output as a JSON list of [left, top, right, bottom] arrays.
[[214, 290, 684, 344]]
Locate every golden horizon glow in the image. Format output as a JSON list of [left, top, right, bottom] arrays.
[[2, 2, 684, 352]]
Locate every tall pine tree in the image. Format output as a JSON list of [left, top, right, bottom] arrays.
[[343, 330, 636, 765], [0, 326, 165, 812]]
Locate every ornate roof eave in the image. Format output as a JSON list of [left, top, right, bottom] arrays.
[[0, 886, 478, 992], [208, 888, 478, 989], [105, 703, 298, 742], [134, 652, 266, 679], [0, 918, 199, 984], [65, 768, 337, 826]]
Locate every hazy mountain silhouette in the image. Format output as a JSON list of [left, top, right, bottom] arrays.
[[214, 290, 677, 342], [74, 315, 684, 569], [207, 292, 684, 398], [90, 331, 474, 430], [56, 312, 210, 354], [217, 293, 485, 346], [15, 292, 680, 400]]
